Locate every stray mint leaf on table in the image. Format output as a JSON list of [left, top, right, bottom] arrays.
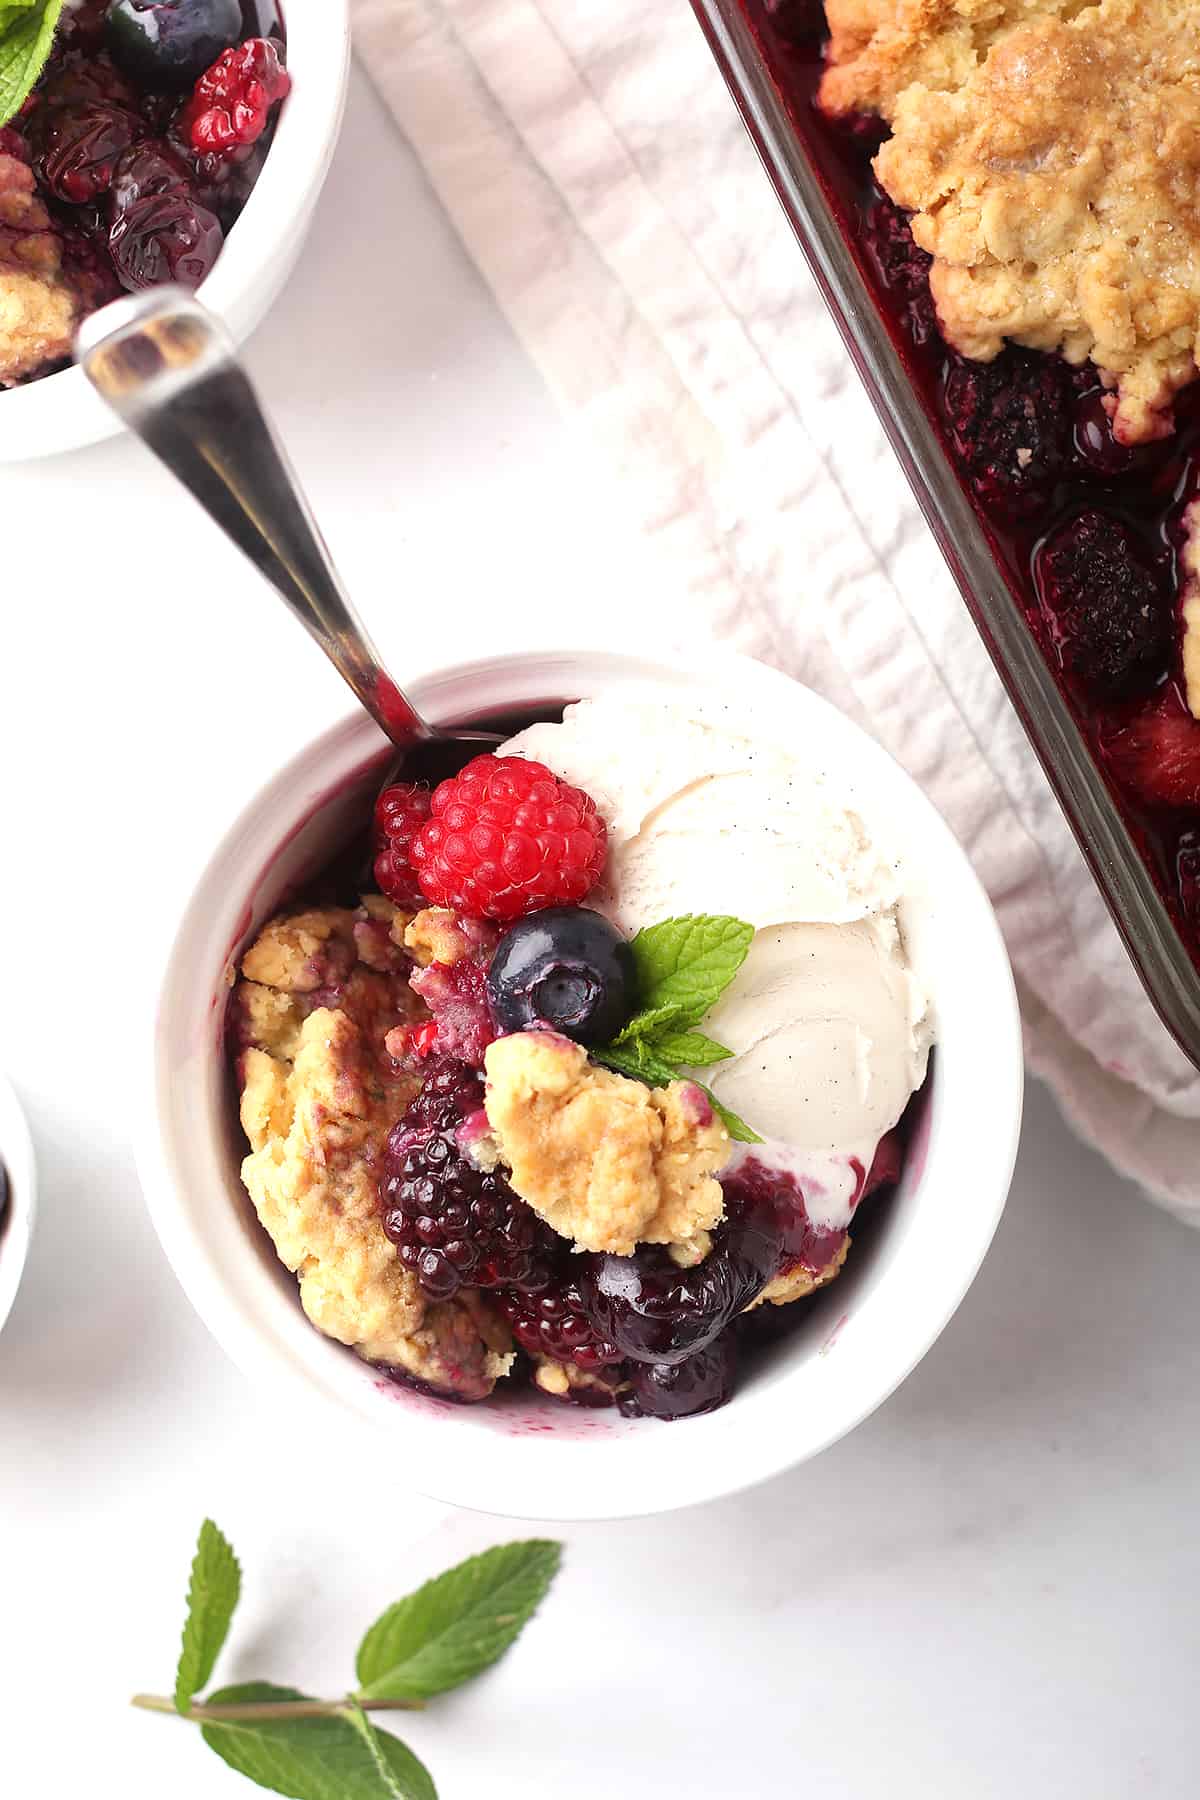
[[175, 1518, 242, 1715], [0, 0, 65, 128], [201, 1684, 437, 1800], [355, 1540, 562, 1704]]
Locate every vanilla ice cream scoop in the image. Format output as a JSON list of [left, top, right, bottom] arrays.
[[504, 687, 932, 1229]]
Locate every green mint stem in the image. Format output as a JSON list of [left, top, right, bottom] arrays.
[[131, 1693, 426, 1721]]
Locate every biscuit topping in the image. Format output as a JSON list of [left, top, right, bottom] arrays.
[[483, 1030, 729, 1256]]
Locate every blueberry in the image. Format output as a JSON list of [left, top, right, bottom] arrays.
[[105, 0, 243, 88], [486, 906, 634, 1044], [618, 1331, 738, 1420]]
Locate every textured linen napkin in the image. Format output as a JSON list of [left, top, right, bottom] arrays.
[[351, 0, 1200, 1222]]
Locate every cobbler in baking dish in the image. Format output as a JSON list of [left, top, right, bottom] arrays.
[[751, 0, 1200, 957], [821, 0, 1200, 449]]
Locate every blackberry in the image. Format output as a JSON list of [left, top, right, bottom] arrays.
[[942, 346, 1074, 514], [862, 190, 937, 345], [1036, 510, 1168, 698], [380, 1062, 557, 1300], [580, 1187, 780, 1367], [498, 1279, 623, 1373]]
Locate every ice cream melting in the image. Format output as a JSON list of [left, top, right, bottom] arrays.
[[503, 687, 932, 1233]]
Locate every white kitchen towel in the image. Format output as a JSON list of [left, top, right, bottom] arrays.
[[351, 0, 1200, 1220]]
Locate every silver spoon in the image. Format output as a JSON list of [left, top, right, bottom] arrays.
[[75, 287, 500, 753]]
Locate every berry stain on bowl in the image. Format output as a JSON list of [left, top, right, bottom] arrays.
[[0, 0, 291, 393]]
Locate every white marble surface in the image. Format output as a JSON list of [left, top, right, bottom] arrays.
[[3, 64, 1200, 1799]]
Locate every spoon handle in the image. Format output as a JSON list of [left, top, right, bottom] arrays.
[[75, 287, 430, 750]]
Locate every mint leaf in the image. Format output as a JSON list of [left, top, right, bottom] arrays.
[[0, 0, 64, 128], [628, 915, 754, 1032], [701, 1088, 762, 1145], [593, 1045, 760, 1142], [651, 1031, 733, 1068], [611, 1002, 686, 1047], [592, 1043, 680, 1086], [355, 1540, 561, 1704], [175, 1520, 242, 1715], [202, 1685, 436, 1800], [343, 1703, 426, 1800]]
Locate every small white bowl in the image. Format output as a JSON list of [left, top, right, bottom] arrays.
[[0, 0, 350, 462], [0, 1072, 37, 1335], [136, 647, 1023, 1519]]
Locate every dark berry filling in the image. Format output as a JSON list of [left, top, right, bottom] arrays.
[[497, 1278, 623, 1372], [9, 0, 286, 385], [618, 1330, 738, 1421], [1035, 511, 1170, 700], [379, 1061, 559, 1301], [744, 0, 1200, 967]]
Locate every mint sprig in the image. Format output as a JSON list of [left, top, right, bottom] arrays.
[[0, 1, 64, 128], [593, 914, 762, 1143], [134, 1524, 564, 1800]]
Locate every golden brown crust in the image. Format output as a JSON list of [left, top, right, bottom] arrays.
[[483, 1032, 729, 1256], [0, 150, 77, 385], [821, 0, 1200, 442], [235, 904, 513, 1399]]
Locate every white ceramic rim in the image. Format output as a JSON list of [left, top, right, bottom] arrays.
[[135, 646, 1024, 1519], [0, 1072, 37, 1336], [0, 0, 350, 455]]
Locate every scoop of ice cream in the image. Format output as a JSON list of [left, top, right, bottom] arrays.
[[503, 688, 932, 1229]]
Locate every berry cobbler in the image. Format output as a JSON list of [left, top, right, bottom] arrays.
[[0, 0, 289, 390], [231, 690, 933, 1422], [746, 0, 1200, 967]]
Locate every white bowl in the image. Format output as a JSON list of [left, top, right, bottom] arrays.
[[0, 0, 350, 462], [136, 647, 1023, 1519], [0, 1072, 37, 1335]]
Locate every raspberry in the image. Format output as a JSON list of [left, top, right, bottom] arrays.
[[941, 346, 1074, 514], [411, 755, 607, 923], [498, 1279, 623, 1373], [1036, 511, 1168, 697], [380, 1061, 558, 1300], [408, 956, 496, 1067], [374, 782, 432, 909], [1103, 700, 1200, 810], [178, 37, 291, 159]]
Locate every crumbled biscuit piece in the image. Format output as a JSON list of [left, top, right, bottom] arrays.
[[402, 907, 488, 968], [235, 904, 509, 1399], [241, 907, 357, 991], [483, 1031, 729, 1256], [0, 149, 77, 385], [532, 1357, 625, 1404], [751, 1234, 850, 1308], [822, 0, 1200, 442]]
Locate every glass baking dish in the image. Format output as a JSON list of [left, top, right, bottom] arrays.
[[690, 0, 1200, 1071]]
